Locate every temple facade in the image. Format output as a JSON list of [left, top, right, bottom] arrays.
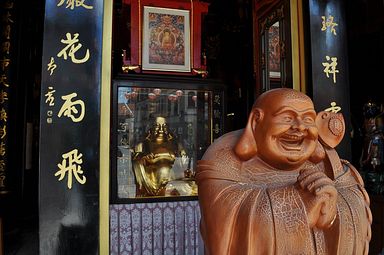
[[0, 0, 383, 254]]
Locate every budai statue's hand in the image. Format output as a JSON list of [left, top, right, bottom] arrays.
[[297, 167, 337, 229]]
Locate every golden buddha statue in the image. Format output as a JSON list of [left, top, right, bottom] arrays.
[[132, 117, 197, 196]]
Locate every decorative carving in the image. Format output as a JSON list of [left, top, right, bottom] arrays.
[[259, 5, 284, 33], [191, 68, 208, 78], [328, 114, 344, 137], [316, 111, 345, 148], [121, 49, 141, 73]]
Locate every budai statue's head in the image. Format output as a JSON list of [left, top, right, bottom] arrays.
[[234, 88, 345, 171]]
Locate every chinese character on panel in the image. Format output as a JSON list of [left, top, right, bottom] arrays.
[[0, 58, 10, 72], [0, 108, 7, 122], [324, 101, 342, 113], [0, 125, 6, 139], [57, 92, 85, 122], [45, 86, 56, 106], [0, 90, 8, 104], [0, 175, 5, 188], [55, 148, 86, 189], [214, 94, 221, 105], [322, 56, 339, 84], [57, 33, 90, 64], [2, 11, 13, 23], [0, 160, 5, 172], [3, 1, 14, 9], [321, 15, 338, 36], [0, 75, 9, 88], [2, 41, 10, 55], [47, 57, 57, 76], [57, 0, 93, 10], [3, 25, 11, 40], [0, 142, 6, 156], [214, 124, 220, 134]]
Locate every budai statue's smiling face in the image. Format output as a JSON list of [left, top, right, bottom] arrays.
[[253, 90, 319, 170]]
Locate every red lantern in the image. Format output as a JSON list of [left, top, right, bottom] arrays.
[[204, 92, 209, 101], [176, 90, 183, 97], [148, 92, 156, 100], [153, 88, 161, 95], [168, 94, 177, 102]]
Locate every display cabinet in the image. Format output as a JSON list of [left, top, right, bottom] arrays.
[[111, 74, 224, 203]]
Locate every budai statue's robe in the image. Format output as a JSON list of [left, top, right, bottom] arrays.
[[197, 130, 371, 255]]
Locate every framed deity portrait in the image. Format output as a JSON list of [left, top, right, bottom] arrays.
[[142, 6, 191, 72]]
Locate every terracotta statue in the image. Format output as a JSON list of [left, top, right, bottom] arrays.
[[197, 88, 371, 254], [133, 116, 197, 196]]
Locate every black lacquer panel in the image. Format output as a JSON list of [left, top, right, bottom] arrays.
[[308, 0, 352, 160], [39, 1, 103, 254], [0, 0, 15, 199]]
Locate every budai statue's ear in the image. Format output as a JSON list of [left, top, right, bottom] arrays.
[[234, 109, 262, 161], [315, 111, 345, 148]]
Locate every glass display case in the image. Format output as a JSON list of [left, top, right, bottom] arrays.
[[111, 74, 224, 202]]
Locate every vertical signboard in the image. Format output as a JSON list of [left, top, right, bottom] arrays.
[[0, 0, 14, 198], [308, 0, 351, 160], [39, 1, 103, 253]]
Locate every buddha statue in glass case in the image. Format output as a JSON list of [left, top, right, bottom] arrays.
[[132, 116, 197, 197]]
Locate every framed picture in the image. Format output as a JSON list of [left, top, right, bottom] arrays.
[[254, 0, 292, 90], [142, 6, 191, 72], [268, 22, 281, 79]]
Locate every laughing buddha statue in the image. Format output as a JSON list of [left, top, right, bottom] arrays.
[[197, 88, 371, 255], [132, 117, 197, 197]]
